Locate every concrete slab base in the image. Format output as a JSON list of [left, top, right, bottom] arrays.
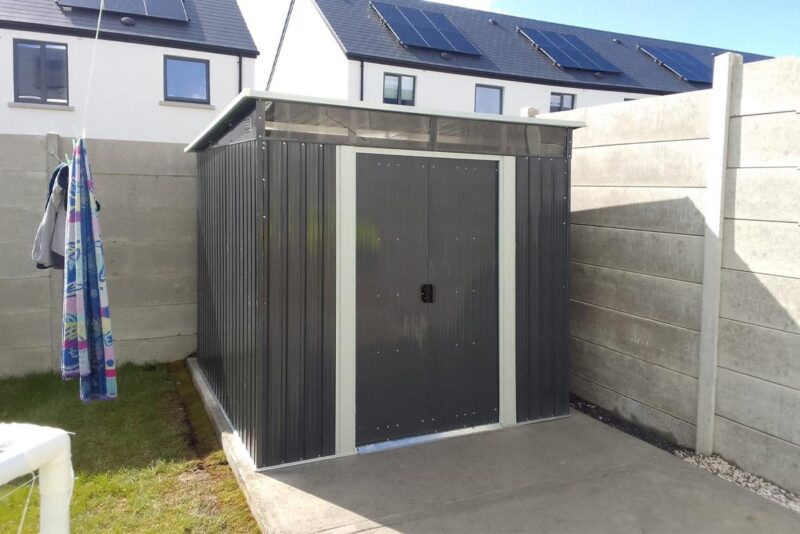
[[188, 359, 800, 533]]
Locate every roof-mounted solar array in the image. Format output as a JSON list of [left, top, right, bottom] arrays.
[[370, 1, 481, 56], [637, 45, 713, 83], [518, 27, 621, 73], [56, 0, 189, 22]]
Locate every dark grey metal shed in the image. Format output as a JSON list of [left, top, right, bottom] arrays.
[[186, 91, 581, 469]]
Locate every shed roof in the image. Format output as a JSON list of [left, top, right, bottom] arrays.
[[312, 0, 769, 94], [185, 89, 585, 153], [0, 0, 258, 57]]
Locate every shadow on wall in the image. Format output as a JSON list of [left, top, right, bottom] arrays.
[[568, 189, 800, 492]]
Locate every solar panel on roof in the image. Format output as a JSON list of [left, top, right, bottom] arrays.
[[57, 0, 188, 22], [638, 45, 713, 83], [370, 1, 481, 56], [146, 0, 189, 21], [518, 27, 621, 73]]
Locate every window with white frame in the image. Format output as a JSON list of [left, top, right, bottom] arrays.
[[474, 84, 503, 114], [13, 39, 69, 105], [549, 92, 575, 112], [383, 73, 415, 106]]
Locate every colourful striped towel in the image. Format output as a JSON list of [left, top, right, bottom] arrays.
[[61, 138, 117, 401]]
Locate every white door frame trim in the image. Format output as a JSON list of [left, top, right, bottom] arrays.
[[336, 146, 517, 456]]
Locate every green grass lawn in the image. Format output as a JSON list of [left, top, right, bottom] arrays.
[[0, 361, 258, 533]]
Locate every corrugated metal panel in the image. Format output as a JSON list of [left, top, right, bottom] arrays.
[[197, 139, 265, 466], [515, 154, 571, 422], [263, 141, 337, 467], [197, 139, 336, 468]]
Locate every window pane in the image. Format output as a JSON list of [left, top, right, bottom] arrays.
[[563, 94, 575, 110], [400, 76, 414, 106], [44, 44, 67, 103], [383, 75, 399, 104], [166, 58, 208, 102], [16, 43, 43, 102], [475, 86, 502, 114], [549, 93, 562, 112]]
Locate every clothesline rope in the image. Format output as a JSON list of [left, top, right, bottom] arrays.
[[0, 474, 38, 503], [80, 0, 105, 138], [17, 475, 36, 534]]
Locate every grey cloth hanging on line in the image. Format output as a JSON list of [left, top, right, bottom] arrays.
[[32, 164, 69, 270]]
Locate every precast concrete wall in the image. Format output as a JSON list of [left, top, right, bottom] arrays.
[[0, 134, 197, 377], [713, 56, 800, 492], [546, 91, 710, 448], [544, 55, 800, 493]]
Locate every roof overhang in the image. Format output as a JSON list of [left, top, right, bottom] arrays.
[[185, 89, 585, 153]]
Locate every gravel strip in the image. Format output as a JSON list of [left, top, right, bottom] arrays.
[[570, 395, 800, 514]]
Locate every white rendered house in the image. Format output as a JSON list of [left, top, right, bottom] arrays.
[[0, 0, 258, 144], [247, 0, 767, 116]]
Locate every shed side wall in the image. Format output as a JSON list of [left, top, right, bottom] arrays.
[[197, 140, 264, 466]]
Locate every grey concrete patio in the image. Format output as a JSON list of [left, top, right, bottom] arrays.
[[187, 361, 800, 533], [251, 413, 800, 533]]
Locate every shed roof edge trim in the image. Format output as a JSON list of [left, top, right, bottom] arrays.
[[184, 89, 585, 153]]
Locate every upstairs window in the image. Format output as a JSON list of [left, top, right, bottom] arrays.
[[549, 92, 575, 112], [383, 73, 415, 106], [164, 56, 210, 104], [475, 84, 503, 114], [14, 40, 69, 105]]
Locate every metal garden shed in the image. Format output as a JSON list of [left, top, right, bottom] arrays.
[[185, 90, 580, 469]]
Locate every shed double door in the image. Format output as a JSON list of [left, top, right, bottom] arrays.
[[356, 153, 498, 446]]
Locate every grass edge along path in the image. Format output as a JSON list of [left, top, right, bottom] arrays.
[[0, 360, 258, 533]]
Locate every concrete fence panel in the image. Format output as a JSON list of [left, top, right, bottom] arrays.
[[0, 134, 197, 377], [547, 55, 800, 493]]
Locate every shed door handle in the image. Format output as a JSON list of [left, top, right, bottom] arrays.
[[420, 283, 434, 304]]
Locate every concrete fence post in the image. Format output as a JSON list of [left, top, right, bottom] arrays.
[[695, 53, 742, 455]]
